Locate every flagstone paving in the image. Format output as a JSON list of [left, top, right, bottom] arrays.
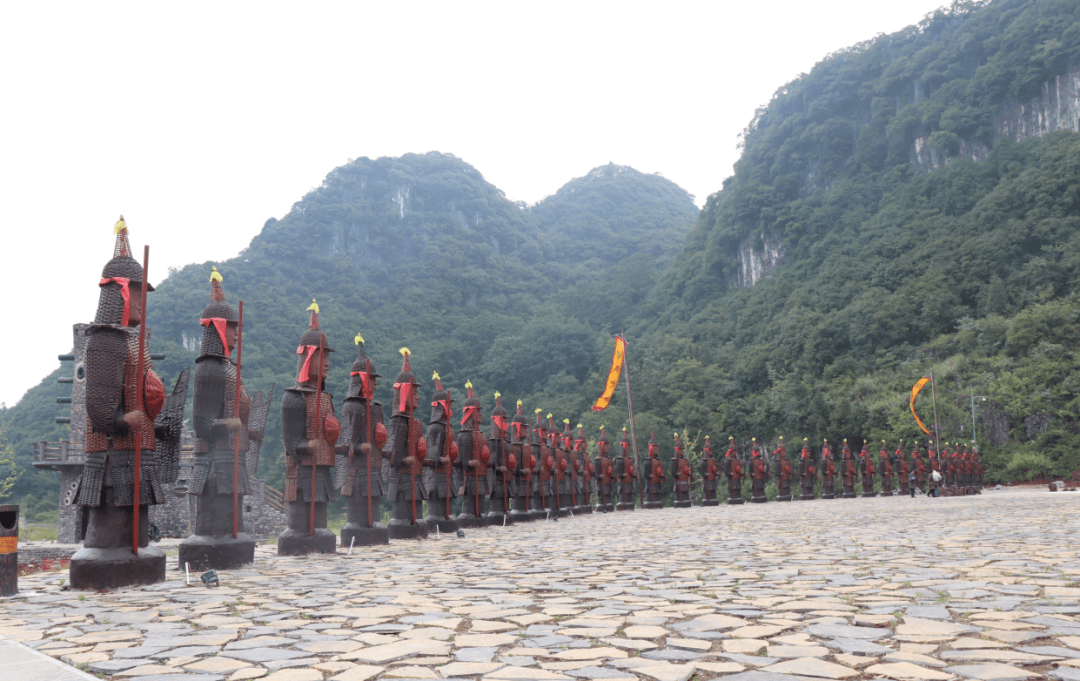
[[3, 488, 1080, 681]]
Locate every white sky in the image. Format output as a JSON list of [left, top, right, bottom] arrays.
[[0, 0, 950, 408]]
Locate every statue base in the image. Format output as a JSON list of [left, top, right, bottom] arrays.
[[643, 500, 663, 509], [727, 497, 744, 505], [775, 494, 793, 502], [750, 496, 768, 503], [880, 489, 894, 496], [456, 514, 488, 529], [575, 504, 593, 515], [70, 546, 166, 591], [425, 517, 460, 534], [615, 501, 635, 511], [510, 508, 534, 522], [861, 492, 877, 498], [388, 519, 429, 540], [799, 494, 816, 500], [701, 499, 720, 506], [821, 493, 836, 499], [841, 492, 857, 499], [178, 533, 255, 571], [340, 525, 390, 547], [673, 499, 693, 508], [486, 511, 514, 527], [278, 528, 337, 555], [594, 503, 614, 513]]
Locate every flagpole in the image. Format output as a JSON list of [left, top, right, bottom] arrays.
[[620, 334, 640, 507], [929, 370, 943, 453]]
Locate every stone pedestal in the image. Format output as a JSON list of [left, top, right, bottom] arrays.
[[727, 496, 745, 505], [750, 495, 768, 504], [70, 491, 165, 590], [775, 494, 792, 502], [178, 533, 255, 570], [701, 498, 720, 506], [340, 524, 389, 547], [673, 498, 692, 508]]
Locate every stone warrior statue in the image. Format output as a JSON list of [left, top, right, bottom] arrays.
[[879, 441, 894, 496], [551, 416, 571, 514], [750, 438, 769, 503], [561, 419, 584, 514], [531, 410, 553, 519], [642, 432, 665, 509], [457, 381, 492, 528], [488, 393, 515, 526], [774, 437, 792, 501], [860, 441, 876, 497], [700, 436, 720, 506], [820, 439, 837, 499], [387, 348, 429, 539], [424, 373, 459, 534], [510, 401, 534, 522], [181, 266, 255, 569], [573, 424, 593, 514], [615, 428, 637, 511], [725, 437, 744, 504], [840, 439, 857, 499], [672, 432, 693, 508], [941, 442, 955, 494], [337, 334, 390, 546], [594, 426, 615, 512], [70, 218, 173, 590], [279, 300, 341, 555], [896, 440, 909, 496], [799, 438, 816, 500], [912, 442, 927, 494]]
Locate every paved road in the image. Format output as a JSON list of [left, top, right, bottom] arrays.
[[1, 488, 1077, 681]]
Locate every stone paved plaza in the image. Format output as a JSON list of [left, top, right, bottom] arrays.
[[2, 488, 1079, 681]]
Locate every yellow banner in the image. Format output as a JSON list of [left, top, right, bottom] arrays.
[[591, 336, 626, 412], [910, 377, 931, 435]]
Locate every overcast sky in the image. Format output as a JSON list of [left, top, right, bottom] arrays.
[[0, 0, 951, 408]]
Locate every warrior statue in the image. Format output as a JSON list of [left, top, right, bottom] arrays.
[[424, 373, 459, 534], [700, 436, 720, 506], [573, 424, 593, 514], [672, 433, 693, 508], [725, 437, 744, 504], [70, 218, 173, 590], [860, 441, 876, 497], [279, 300, 342, 555], [615, 428, 637, 511], [552, 416, 571, 514], [456, 381, 492, 528], [337, 333, 390, 546], [799, 438, 816, 500], [531, 410, 553, 520], [821, 439, 837, 499], [488, 393, 515, 526], [561, 420, 584, 514], [972, 446, 983, 492], [896, 441, 910, 496], [642, 432, 665, 509], [749, 438, 769, 503], [386, 348, 429, 539], [912, 443, 927, 494], [774, 437, 792, 501], [958, 444, 971, 493], [879, 441, 894, 496], [840, 439, 857, 499], [510, 401, 534, 522], [940, 442, 953, 494], [180, 266, 255, 569], [594, 426, 615, 513]]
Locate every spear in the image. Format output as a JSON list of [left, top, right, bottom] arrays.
[[132, 245, 149, 556], [232, 301, 243, 538], [310, 334, 323, 536]]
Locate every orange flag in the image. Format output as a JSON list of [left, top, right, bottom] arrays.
[[910, 377, 932, 435], [591, 336, 626, 412]]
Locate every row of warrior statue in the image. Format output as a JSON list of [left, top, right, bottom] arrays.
[[65, 220, 985, 591]]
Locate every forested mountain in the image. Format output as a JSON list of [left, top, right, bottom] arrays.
[[2, 154, 696, 513], [627, 0, 1080, 482]]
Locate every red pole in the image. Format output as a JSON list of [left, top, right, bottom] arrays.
[[310, 336, 323, 536], [132, 245, 149, 556], [365, 366, 372, 528], [445, 420, 452, 519], [233, 301, 243, 538]]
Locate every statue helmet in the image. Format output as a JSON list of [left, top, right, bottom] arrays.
[[392, 347, 421, 415], [574, 423, 587, 450], [751, 437, 760, 457], [491, 392, 509, 437], [532, 409, 546, 443], [347, 331, 380, 400], [295, 300, 334, 385], [703, 435, 713, 458], [619, 427, 631, 454], [510, 399, 529, 443], [428, 371, 452, 424], [597, 425, 610, 455], [96, 216, 155, 326], [199, 266, 238, 358], [460, 381, 482, 428], [673, 432, 685, 457]]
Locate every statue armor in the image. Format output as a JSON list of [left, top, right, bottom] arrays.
[[912, 444, 926, 493], [338, 335, 391, 546], [774, 438, 792, 501], [700, 436, 720, 506], [860, 442, 876, 497], [424, 373, 460, 533], [750, 439, 769, 503], [181, 267, 256, 568], [896, 442, 910, 495], [70, 217, 172, 590], [798, 438, 816, 500], [614, 428, 636, 510], [594, 427, 615, 512], [560, 420, 582, 512], [879, 441, 894, 495], [725, 437, 744, 504], [573, 425, 593, 513], [672, 433, 693, 508], [456, 382, 492, 527], [551, 416, 571, 513], [532, 412, 555, 518], [488, 393, 515, 525], [510, 401, 534, 521], [278, 301, 341, 555], [642, 432, 665, 509], [821, 440, 837, 499], [839, 439, 857, 499], [386, 349, 429, 539]]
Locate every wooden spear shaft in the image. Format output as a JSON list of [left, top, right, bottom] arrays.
[[233, 301, 243, 538], [132, 245, 150, 556], [310, 336, 323, 536]]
